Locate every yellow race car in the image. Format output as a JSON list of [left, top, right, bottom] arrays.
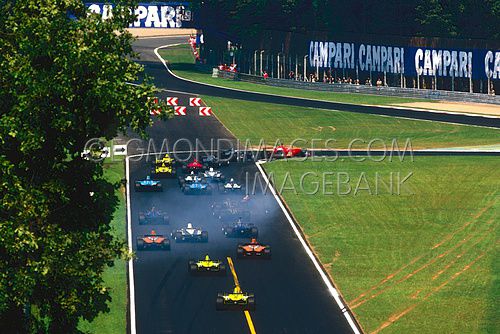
[[216, 286, 255, 311], [151, 155, 177, 178], [188, 255, 226, 275], [154, 153, 176, 166]]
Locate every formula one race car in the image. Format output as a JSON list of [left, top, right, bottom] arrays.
[[134, 176, 163, 192], [181, 159, 207, 173], [237, 239, 271, 259], [212, 199, 251, 222], [178, 171, 203, 186], [182, 179, 212, 195], [223, 219, 258, 238], [222, 178, 242, 192], [154, 153, 176, 166], [138, 207, 169, 225], [216, 286, 255, 311], [202, 167, 225, 182], [171, 223, 208, 242], [272, 145, 307, 159], [136, 230, 170, 250], [151, 162, 177, 178], [188, 255, 226, 275]]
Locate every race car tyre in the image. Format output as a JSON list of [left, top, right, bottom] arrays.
[[162, 240, 171, 251], [264, 248, 271, 259], [216, 297, 225, 311], [163, 216, 170, 224], [189, 263, 197, 274], [201, 231, 208, 242], [247, 297, 256, 311], [136, 239, 144, 250], [174, 231, 182, 241], [251, 227, 258, 237], [224, 227, 233, 236], [134, 185, 142, 192], [138, 214, 145, 224]]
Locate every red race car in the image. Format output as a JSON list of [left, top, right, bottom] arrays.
[[272, 145, 307, 159], [237, 239, 271, 259], [136, 230, 170, 251], [182, 158, 207, 173]]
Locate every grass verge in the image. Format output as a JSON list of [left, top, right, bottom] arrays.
[[264, 156, 499, 333], [159, 45, 433, 107], [78, 158, 127, 333], [202, 96, 500, 150]]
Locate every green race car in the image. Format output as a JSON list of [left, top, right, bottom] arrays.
[[216, 286, 255, 311], [188, 255, 226, 275]]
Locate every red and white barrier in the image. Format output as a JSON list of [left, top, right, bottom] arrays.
[[199, 107, 212, 116], [166, 97, 178, 106], [174, 106, 187, 116], [149, 97, 161, 116], [189, 97, 202, 106]]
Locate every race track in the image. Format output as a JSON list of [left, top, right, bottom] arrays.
[[128, 36, 498, 334], [129, 39, 355, 332], [133, 37, 500, 129]]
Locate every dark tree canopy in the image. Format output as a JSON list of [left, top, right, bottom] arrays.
[[0, 0, 164, 332], [194, 0, 500, 47]]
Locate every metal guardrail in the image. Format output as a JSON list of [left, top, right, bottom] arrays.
[[217, 70, 500, 105]]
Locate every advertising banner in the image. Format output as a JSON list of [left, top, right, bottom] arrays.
[[309, 40, 499, 80], [86, 2, 192, 28]]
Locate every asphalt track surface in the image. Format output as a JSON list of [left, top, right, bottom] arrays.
[[129, 36, 499, 334], [130, 37, 354, 334], [133, 36, 500, 129]]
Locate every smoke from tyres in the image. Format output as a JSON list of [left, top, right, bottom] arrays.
[[86, 2, 193, 28]]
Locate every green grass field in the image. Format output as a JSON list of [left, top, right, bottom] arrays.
[[159, 45, 432, 106], [203, 96, 500, 150], [264, 157, 499, 333], [79, 159, 127, 333]]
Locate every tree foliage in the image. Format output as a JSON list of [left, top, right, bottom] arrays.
[[194, 0, 500, 46], [0, 0, 162, 332]]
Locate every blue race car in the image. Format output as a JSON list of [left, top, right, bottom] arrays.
[[138, 207, 170, 225], [223, 219, 258, 238], [182, 179, 211, 195], [134, 176, 163, 192]]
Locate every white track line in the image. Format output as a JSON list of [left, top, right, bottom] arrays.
[[255, 160, 362, 334], [125, 156, 137, 334], [153, 44, 499, 127]]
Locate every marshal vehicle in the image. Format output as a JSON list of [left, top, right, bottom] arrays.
[[138, 207, 169, 225], [171, 223, 208, 242], [223, 219, 258, 238], [136, 230, 170, 250], [134, 176, 163, 192], [216, 286, 255, 311], [237, 238, 271, 259], [188, 255, 226, 275]]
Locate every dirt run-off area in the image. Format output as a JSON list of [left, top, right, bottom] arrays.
[[127, 28, 196, 38], [394, 101, 500, 117]]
